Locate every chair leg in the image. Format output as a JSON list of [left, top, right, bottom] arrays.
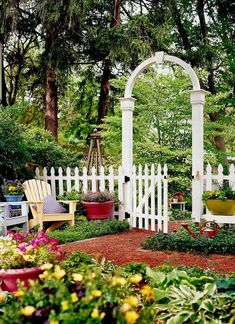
[[46, 221, 66, 234], [29, 219, 39, 230]]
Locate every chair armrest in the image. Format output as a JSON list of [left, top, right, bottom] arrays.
[[28, 201, 43, 214], [59, 200, 78, 214]]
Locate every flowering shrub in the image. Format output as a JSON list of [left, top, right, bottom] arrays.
[[81, 191, 114, 203], [0, 260, 234, 323], [202, 182, 235, 201], [0, 264, 155, 323], [0, 231, 63, 269], [1, 180, 24, 196]]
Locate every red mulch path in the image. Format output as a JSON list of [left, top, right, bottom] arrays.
[[61, 222, 235, 274]]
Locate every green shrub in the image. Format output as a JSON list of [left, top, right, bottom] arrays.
[[57, 190, 82, 201], [169, 209, 191, 221], [142, 228, 235, 255], [49, 220, 130, 244]]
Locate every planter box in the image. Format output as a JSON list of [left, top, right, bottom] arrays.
[[206, 200, 235, 216]]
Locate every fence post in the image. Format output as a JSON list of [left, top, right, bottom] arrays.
[[150, 164, 155, 231], [191, 89, 206, 222], [50, 167, 56, 197], [157, 164, 162, 231], [229, 164, 235, 190], [163, 164, 168, 233], [120, 97, 136, 221], [58, 167, 64, 195]]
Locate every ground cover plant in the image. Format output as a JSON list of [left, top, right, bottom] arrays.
[[0, 252, 234, 323], [142, 225, 235, 255], [49, 220, 130, 244]]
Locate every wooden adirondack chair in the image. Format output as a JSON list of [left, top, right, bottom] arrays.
[[23, 179, 76, 233]]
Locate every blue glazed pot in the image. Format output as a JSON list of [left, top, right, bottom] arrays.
[[4, 195, 24, 209]]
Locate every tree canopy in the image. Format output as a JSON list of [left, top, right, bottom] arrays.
[[0, 0, 234, 180]]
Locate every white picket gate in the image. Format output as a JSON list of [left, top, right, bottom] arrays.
[[35, 164, 168, 232], [203, 163, 235, 224], [131, 164, 168, 233]]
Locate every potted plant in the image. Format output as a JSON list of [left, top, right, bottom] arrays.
[[202, 182, 235, 216], [0, 231, 63, 292], [2, 180, 24, 209], [81, 191, 114, 220]]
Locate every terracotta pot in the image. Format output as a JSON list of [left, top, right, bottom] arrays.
[[206, 200, 235, 216], [0, 266, 42, 292], [81, 200, 114, 220]]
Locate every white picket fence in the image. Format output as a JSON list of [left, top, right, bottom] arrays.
[[204, 163, 235, 191], [203, 163, 235, 223], [35, 164, 168, 232]]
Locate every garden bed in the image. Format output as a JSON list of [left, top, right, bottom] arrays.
[[61, 227, 235, 274], [0, 251, 234, 323], [49, 220, 130, 244]]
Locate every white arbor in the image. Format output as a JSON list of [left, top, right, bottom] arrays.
[[120, 51, 206, 223]]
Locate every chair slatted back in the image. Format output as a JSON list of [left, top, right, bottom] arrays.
[[23, 179, 51, 202]]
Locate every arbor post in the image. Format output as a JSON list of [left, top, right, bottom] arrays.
[[120, 97, 136, 220], [191, 89, 206, 222]]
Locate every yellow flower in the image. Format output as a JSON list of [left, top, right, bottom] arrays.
[[100, 312, 105, 319], [0, 292, 7, 303], [120, 303, 131, 313], [41, 263, 53, 270], [92, 290, 102, 297], [140, 285, 154, 300], [23, 254, 35, 262], [71, 293, 78, 303], [91, 308, 99, 318], [21, 306, 36, 317], [124, 295, 139, 307], [54, 269, 66, 280], [49, 321, 59, 324], [129, 274, 143, 284], [111, 276, 127, 286], [61, 300, 69, 311], [26, 245, 33, 252], [14, 290, 25, 298], [8, 186, 17, 192], [125, 310, 139, 324], [72, 273, 83, 282]]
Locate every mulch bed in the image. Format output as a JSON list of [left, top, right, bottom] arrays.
[[61, 222, 235, 274]]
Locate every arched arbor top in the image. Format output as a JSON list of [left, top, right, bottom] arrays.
[[124, 51, 201, 98]]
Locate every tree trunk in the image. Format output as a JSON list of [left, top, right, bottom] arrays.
[[0, 42, 6, 106], [196, 0, 227, 160], [97, 0, 121, 125], [45, 62, 58, 140]]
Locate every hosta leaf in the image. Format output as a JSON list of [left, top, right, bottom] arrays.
[[178, 284, 194, 298], [153, 288, 169, 301], [146, 267, 166, 284], [204, 283, 216, 295], [166, 311, 193, 324]]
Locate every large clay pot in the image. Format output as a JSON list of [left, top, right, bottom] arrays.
[[206, 200, 235, 216], [0, 267, 42, 292], [81, 200, 114, 220]]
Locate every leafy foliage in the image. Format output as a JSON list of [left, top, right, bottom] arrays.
[[142, 227, 235, 255], [49, 219, 130, 244], [0, 256, 234, 323]]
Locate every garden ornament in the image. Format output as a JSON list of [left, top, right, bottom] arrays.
[[181, 221, 220, 239]]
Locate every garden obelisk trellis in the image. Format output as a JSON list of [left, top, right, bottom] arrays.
[[120, 52, 206, 223]]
